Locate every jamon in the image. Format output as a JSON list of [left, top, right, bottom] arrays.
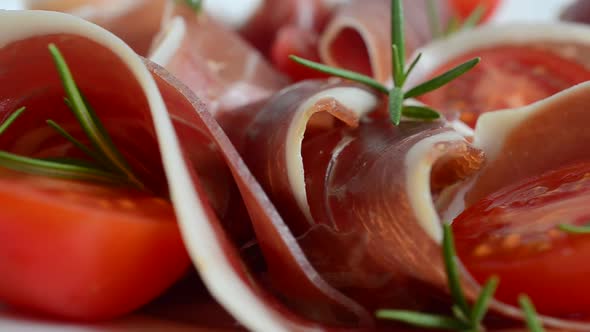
[[149, 2, 288, 116]]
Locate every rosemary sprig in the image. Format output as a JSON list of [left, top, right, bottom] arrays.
[[558, 223, 590, 234], [376, 224, 499, 331], [290, 0, 479, 125], [519, 295, 545, 332], [0, 45, 145, 188]]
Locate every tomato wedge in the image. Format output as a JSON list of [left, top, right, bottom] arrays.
[[0, 172, 189, 321], [419, 46, 590, 127], [453, 161, 590, 317]]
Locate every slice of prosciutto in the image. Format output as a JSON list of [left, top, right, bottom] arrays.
[[148, 1, 288, 116]]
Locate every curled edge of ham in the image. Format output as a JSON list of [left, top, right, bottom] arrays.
[[285, 84, 378, 223], [0, 9, 311, 332]]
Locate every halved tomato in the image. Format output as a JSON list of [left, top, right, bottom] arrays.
[[0, 172, 189, 321], [453, 161, 590, 316], [419, 46, 590, 127]]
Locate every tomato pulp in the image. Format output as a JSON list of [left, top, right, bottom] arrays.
[[0, 173, 189, 320], [453, 161, 590, 317], [419, 46, 590, 128]]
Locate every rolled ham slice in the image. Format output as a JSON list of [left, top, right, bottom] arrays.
[[148, 2, 288, 116]]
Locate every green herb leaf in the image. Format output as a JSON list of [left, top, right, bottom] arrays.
[[402, 105, 440, 120], [404, 52, 423, 82], [391, 0, 406, 76], [391, 45, 404, 87], [461, 5, 486, 30], [426, 0, 442, 38], [405, 57, 480, 99], [470, 276, 499, 327], [443, 223, 470, 319], [376, 310, 469, 330], [519, 295, 545, 332], [0, 107, 26, 135], [558, 223, 590, 234], [48, 44, 143, 189], [389, 87, 404, 125], [0, 150, 127, 185], [289, 55, 388, 93]]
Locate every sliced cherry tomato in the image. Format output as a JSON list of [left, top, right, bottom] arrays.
[[419, 46, 590, 127], [0, 173, 189, 320], [449, 0, 501, 23], [453, 161, 590, 316]]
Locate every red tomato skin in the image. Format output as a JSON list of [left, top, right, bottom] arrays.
[[453, 162, 590, 317], [450, 0, 501, 22], [0, 176, 190, 321], [419, 46, 590, 127]]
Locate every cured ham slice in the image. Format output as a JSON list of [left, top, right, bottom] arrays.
[[25, 0, 166, 55], [319, 0, 452, 83], [148, 2, 288, 116]]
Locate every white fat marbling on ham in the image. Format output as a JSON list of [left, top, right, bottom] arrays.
[[286, 87, 378, 224], [405, 131, 467, 242]]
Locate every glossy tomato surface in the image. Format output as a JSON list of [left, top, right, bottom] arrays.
[[419, 46, 590, 127], [453, 161, 590, 316], [0, 173, 189, 321]]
